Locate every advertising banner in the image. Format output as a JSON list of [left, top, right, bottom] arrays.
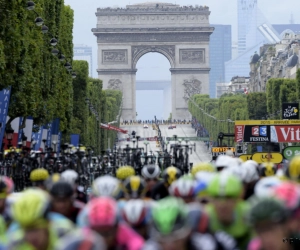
[[0, 87, 11, 147], [211, 147, 235, 156], [239, 154, 252, 161], [282, 146, 300, 160], [270, 125, 300, 143], [235, 125, 271, 143], [31, 126, 43, 151], [282, 103, 299, 120], [252, 152, 283, 163]]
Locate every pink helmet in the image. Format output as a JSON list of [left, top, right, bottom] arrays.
[[87, 197, 118, 227], [273, 182, 300, 211]]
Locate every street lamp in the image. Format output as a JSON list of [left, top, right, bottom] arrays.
[[5, 127, 14, 149], [41, 25, 49, 34], [51, 49, 59, 56], [71, 72, 77, 79], [144, 141, 149, 153], [50, 38, 58, 46], [27, 1, 35, 10], [64, 62, 71, 70], [35, 17, 44, 26], [58, 54, 65, 61]]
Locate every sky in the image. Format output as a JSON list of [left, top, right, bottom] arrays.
[[64, 0, 300, 119]]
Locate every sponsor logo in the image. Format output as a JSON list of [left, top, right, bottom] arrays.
[[235, 125, 244, 142], [249, 137, 269, 142], [251, 126, 267, 136]]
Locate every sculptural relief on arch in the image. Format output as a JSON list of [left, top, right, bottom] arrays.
[[93, 2, 214, 120]]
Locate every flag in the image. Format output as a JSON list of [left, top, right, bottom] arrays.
[[31, 126, 43, 151], [57, 132, 62, 155], [0, 87, 11, 148], [46, 122, 52, 148], [70, 134, 80, 147]]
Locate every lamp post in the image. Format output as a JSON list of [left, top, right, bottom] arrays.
[[144, 141, 149, 154]]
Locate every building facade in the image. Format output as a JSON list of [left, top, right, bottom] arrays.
[[216, 82, 230, 98], [249, 34, 300, 92], [209, 25, 232, 98], [73, 45, 93, 77]]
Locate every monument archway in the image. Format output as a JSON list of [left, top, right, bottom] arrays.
[[92, 2, 214, 120]]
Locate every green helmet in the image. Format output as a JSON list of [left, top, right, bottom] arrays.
[[248, 197, 289, 225], [151, 197, 188, 236], [207, 173, 242, 198]]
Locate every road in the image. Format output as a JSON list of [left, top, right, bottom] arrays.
[[117, 124, 211, 164]]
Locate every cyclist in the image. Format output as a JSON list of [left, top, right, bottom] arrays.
[[248, 197, 300, 250], [121, 199, 151, 240], [259, 162, 277, 177], [86, 197, 144, 250], [151, 166, 182, 200], [61, 169, 87, 203], [254, 176, 282, 198], [29, 168, 49, 190], [116, 166, 136, 182], [214, 155, 235, 172], [205, 172, 253, 249], [141, 164, 160, 198], [241, 160, 260, 200], [122, 176, 148, 200], [50, 181, 84, 223], [191, 162, 215, 177], [142, 196, 238, 250], [286, 156, 300, 182], [55, 228, 107, 250], [7, 189, 73, 250]]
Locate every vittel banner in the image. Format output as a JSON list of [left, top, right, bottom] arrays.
[[270, 126, 300, 143]]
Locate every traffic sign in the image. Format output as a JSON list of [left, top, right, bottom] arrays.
[[282, 146, 300, 160], [239, 154, 252, 162], [211, 147, 236, 153], [252, 152, 283, 164]]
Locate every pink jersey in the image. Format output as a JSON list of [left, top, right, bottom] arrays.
[[117, 222, 145, 250]]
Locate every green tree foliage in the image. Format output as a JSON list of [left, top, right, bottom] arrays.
[[0, 0, 74, 131], [247, 92, 267, 119]]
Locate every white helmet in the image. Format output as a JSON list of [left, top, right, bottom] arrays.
[[254, 176, 282, 198], [222, 166, 246, 182], [121, 199, 149, 226], [169, 178, 196, 198], [92, 175, 121, 198], [242, 160, 260, 183], [141, 164, 160, 179], [61, 170, 78, 186], [215, 155, 236, 170], [195, 171, 216, 186]]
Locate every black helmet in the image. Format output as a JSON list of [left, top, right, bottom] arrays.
[[50, 181, 74, 198], [141, 164, 160, 179]]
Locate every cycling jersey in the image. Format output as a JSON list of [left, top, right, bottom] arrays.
[[116, 222, 145, 250], [151, 181, 169, 200], [206, 201, 253, 249], [142, 232, 238, 250]]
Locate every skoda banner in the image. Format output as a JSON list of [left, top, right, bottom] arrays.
[[282, 146, 300, 160], [282, 103, 299, 120]]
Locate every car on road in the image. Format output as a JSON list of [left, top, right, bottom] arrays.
[[168, 125, 173, 129], [143, 124, 149, 129], [172, 124, 176, 128]]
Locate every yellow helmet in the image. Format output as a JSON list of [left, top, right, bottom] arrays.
[[116, 166, 135, 180], [191, 163, 215, 177], [30, 168, 49, 182], [162, 166, 182, 185], [260, 162, 277, 177], [123, 176, 147, 198], [287, 156, 300, 182], [12, 189, 50, 228]]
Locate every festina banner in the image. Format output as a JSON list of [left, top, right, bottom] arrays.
[[235, 125, 271, 142], [282, 103, 299, 120], [270, 126, 300, 142]]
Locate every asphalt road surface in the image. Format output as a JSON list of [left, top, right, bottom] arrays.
[[118, 124, 211, 164]]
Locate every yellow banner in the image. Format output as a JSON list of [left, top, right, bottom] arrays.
[[239, 154, 252, 162], [252, 152, 283, 164], [235, 120, 300, 125], [211, 147, 236, 153]]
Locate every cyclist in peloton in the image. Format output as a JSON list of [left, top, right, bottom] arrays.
[[141, 164, 160, 198]]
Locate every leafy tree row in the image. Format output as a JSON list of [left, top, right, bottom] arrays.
[[72, 61, 122, 154], [0, 0, 74, 131]]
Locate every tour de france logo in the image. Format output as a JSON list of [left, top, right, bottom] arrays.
[[283, 105, 299, 118]]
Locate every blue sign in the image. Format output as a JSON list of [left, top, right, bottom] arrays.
[[51, 118, 60, 135], [259, 126, 267, 136], [31, 126, 43, 150], [71, 134, 80, 147], [46, 122, 52, 148], [57, 132, 62, 155], [17, 117, 24, 144], [0, 87, 11, 147]]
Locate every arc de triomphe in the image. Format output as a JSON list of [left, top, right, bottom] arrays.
[[92, 2, 214, 120]]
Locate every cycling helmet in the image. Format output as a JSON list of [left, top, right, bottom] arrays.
[[191, 162, 215, 176], [215, 155, 236, 171], [273, 182, 300, 212], [0, 177, 8, 198], [141, 164, 160, 179], [248, 198, 289, 225], [123, 176, 147, 199], [87, 197, 118, 227], [61, 170, 79, 186], [169, 178, 196, 198], [260, 162, 277, 177], [162, 166, 182, 185], [151, 196, 189, 236], [241, 161, 260, 183], [50, 181, 74, 198], [30, 168, 49, 182], [254, 176, 282, 198], [2, 176, 14, 195], [44, 173, 61, 191], [207, 172, 242, 198], [12, 189, 50, 228], [116, 166, 135, 181], [121, 199, 149, 227], [276, 168, 288, 181], [55, 228, 107, 250], [5, 192, 22, 219], [286, 156, 300, 182], [92, 176, 121, 198], [222, 166, 246, 182]]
